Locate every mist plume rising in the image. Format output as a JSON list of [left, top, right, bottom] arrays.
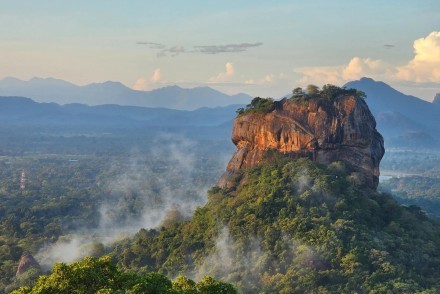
[[37, 135, 229, 268]]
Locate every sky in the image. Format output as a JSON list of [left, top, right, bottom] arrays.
[[0, 0, 439, 101]]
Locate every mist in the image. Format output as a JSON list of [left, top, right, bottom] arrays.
[[193, 225, 322, 292], [36, 134, 230, 269], [295, 168, 312, 194]]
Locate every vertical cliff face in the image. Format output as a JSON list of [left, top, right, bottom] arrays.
[[218, 95, 385, 189]]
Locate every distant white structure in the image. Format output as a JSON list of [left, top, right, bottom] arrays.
[[20, 169, 26, 191]]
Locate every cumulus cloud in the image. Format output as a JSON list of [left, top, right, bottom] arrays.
[[297, 57, 387, 85], [296, 32, 440, 87], [132, 68, 163, 90], [132, 78, 149, 91], [194, 42, 263, 54], [208, 62, 235, 83], [150, 68, 162, 83], [244, 74, 276, 85], [342, 57, 385, 80], [297, 65, 344, 85], [396, 31, 440, 83], [263, 74, 274, 83]]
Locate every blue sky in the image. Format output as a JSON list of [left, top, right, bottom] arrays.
[[1, 0, 439, 100]]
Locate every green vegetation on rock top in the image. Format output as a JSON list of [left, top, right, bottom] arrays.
[[291, 84, 367, 102], [236, 84, 367, 116], [235, 97, 275, 116]]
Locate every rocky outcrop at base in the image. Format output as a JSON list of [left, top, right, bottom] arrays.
[[16, 252, 41, 277]]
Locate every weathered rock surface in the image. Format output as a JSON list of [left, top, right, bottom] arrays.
[[16, 252, 41, 276], [218, 95, 385, 189]]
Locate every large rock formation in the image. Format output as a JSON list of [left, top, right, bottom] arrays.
[[218, 95, 385, 189]]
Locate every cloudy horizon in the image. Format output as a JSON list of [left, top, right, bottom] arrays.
[[1, 1, 439, 101]]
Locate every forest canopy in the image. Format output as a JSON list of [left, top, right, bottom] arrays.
[[11, 256, 236, 294], [109, 158, 440, 293], [236, 84, 367, 116]]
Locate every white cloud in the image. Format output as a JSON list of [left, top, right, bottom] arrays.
[[342, 57, 384, 80], [208, 62, 235, 83], [132, 78, 148, 91], [297, 57, 387, 86], [297, 65, 344, 85], [263, 74, 274, 83], [296, 31, 440, 87], [396, 31, 440, 83], [150, 68, 162, 83], [244, 73, 276, 85], [132, 68, 163, 91]]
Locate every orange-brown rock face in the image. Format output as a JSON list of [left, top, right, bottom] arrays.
[[218, 95, 385, 189]]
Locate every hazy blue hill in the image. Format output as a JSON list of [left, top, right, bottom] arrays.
[[0, 96, 238, 127], [0, 77, 79, 103], [0, 96, 62, 120], [375, 111, 426, 135], [0, 96, 133, 127], [344, 78, 440, 143], [63, 103, 240, 126], [0, 77, 252, 110], [2, 78, 438, 149], [344, 78, 438, 120], [145, 85, 249, 110]]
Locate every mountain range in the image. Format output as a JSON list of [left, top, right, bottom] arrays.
[[0, 96, 240, 128], [345, 78, 440, 147], [0, 77, 252, 110], [0, 76, 439, 149]]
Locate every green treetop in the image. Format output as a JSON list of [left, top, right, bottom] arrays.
[[11, 256, 237, 294]]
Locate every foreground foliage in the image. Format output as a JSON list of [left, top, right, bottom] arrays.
[[11, 256, 236, 294], [112, 158, 440, 293]]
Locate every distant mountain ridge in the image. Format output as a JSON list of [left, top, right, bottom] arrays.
[[1, 77, 439, 149], [0, 96, 239, 128], [0, 77, 252, 110], [344, 78, 440, 147]]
